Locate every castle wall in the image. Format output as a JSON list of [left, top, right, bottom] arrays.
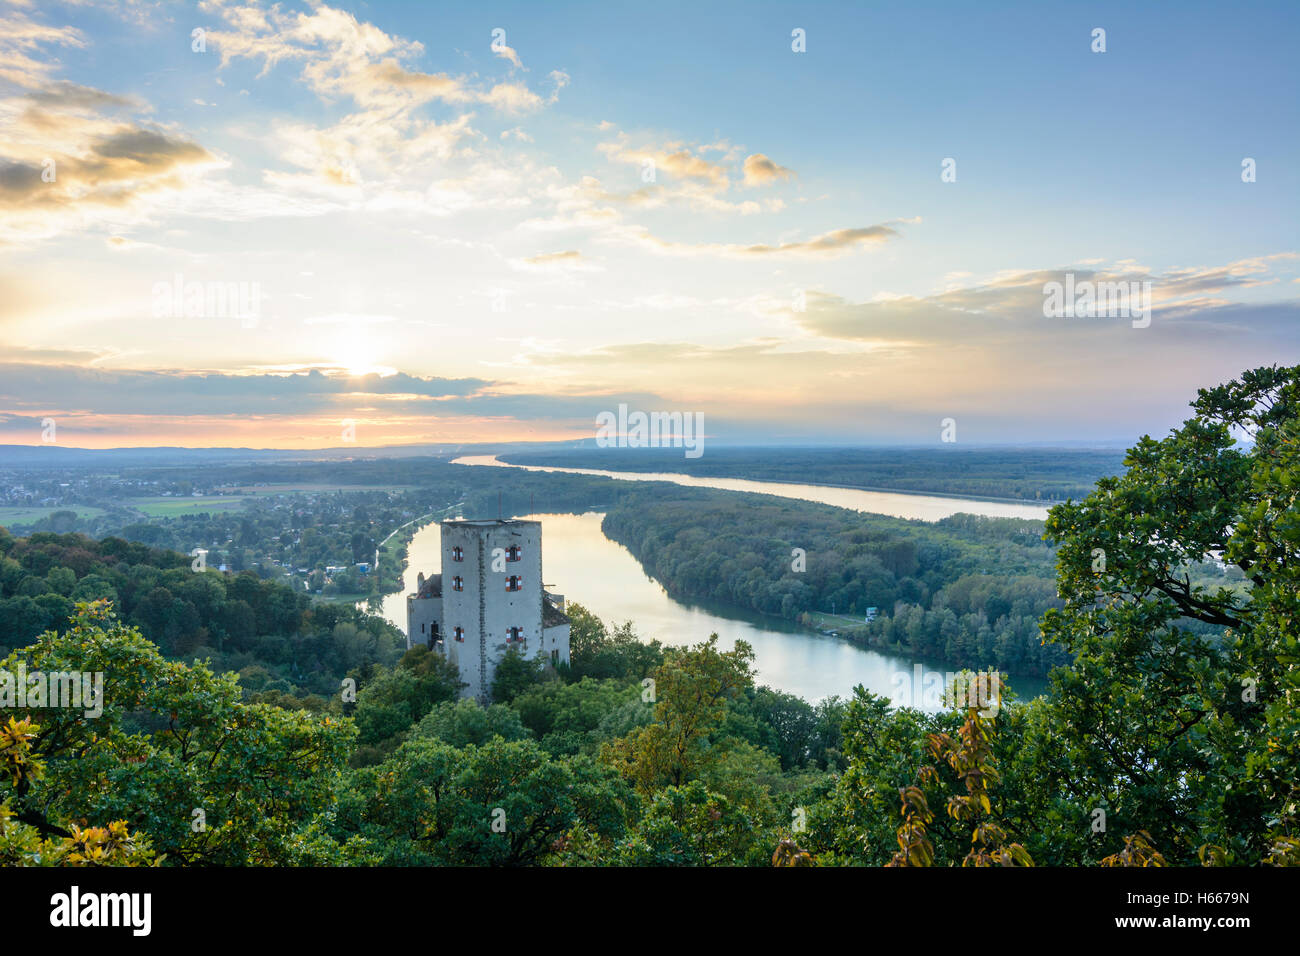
[[406, 594, 442, 650], [542, 623, 571, 668], [441, 520, 543, 702]]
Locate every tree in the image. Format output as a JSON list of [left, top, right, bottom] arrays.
[[887, 701, 1033, 868], [491, 646, 546, 702], [619, 781, 769, 866], [1, 717, 159, 867], [602, 635, 755, 792], [343, 737, 633, 866], [411, 699, 529, 748], [350, 653, 461, 752], [1038, 365, 1300, 864], [0, 601, 358, 865]]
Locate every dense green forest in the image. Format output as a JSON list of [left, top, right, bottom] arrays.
[[502, 446, 1128, 502], [602, 495, 1077, 675], [1, 367, 1295, 868], [0, 528, 406, 701]]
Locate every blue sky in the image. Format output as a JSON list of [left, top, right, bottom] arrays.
[[1, 0, 1297, 447]]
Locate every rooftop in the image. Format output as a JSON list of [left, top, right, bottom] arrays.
[[442, 518, 541, 529], [542, 592, 569, 627]]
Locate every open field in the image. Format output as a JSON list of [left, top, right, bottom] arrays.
[[0, 505, 108, 525], [129, 497, 251, 517], [805, 611, 874, 632]]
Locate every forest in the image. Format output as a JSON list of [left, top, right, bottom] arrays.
[[602, 494, 1073, 675], [0, 366, 1295, 868]]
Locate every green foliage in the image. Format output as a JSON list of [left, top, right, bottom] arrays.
[[601, 635, 755, 793], [1035, 365, 1300, 864], [0, 531, 405, 694], [0, 602, 357, 865], [411, 699, 530, 748], [490, 646, 547, 702], [616, 781, 771, 866], [511, 676, 644, 756], [336, 737, 634, 866], [886, 702, 1034, 867], [348, 651, 462, 759], [565, 606, 665, 681], [5, 367, 1293, 869]]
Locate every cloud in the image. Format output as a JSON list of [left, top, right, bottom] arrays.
[[742, 153, 795, 187], [522, 249, 583, 265], [516, 249, 599, 273], [598, 135, 731, 189], [0, 363, 690, 447], [0, 11, 85, 87], [625, 222, 909, 259], [0, 365, 492, 418], [0, 98, 223, 243], [790, 255, 1300, 344], [492, 38, 523, 69], [192, 1, 566, 205], [203, 2, 561, 116], [0, 8, 238, 243]]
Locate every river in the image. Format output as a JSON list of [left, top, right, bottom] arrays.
[[362, 457, 1052, 708], [450, 455, 1052, 521]]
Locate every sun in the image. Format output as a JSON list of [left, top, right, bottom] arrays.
[[333, 330, 384, 378]]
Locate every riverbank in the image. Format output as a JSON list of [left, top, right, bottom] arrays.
[[364, 501, 462, 601]]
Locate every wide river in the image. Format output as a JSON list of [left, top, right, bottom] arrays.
[[452, 455, 1052, 522], [364, 457, 1052, 708]]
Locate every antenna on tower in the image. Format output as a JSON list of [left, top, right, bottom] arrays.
[[498, 490, 502, 520]]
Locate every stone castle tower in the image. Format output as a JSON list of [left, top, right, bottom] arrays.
[[407, 518, 570, 702]]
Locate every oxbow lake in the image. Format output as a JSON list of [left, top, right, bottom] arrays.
[[364, 458, 1052, 708]]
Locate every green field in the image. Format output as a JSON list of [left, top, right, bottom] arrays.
[[130, 497, 250, 517], [0, 505, 107, 525], [219, 484, 418, 495]]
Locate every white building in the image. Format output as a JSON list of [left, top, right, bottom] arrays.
[[406, 518, 570, 702]]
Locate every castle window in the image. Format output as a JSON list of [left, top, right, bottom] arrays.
[[506, 575, 522, 592], [507, 626, 523, 642], [506, 545, 521, 562], [452, 576, 463, 591], [454, 626, 464, 642], [451, 546, 464, 562]]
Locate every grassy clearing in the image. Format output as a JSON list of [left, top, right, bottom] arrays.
[[806, 611, 875, 631], [130, 497, 250, 517], [0, 505, 108, 524]]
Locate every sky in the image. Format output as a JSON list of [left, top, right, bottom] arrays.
[[0, 0, 1297, 449]]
